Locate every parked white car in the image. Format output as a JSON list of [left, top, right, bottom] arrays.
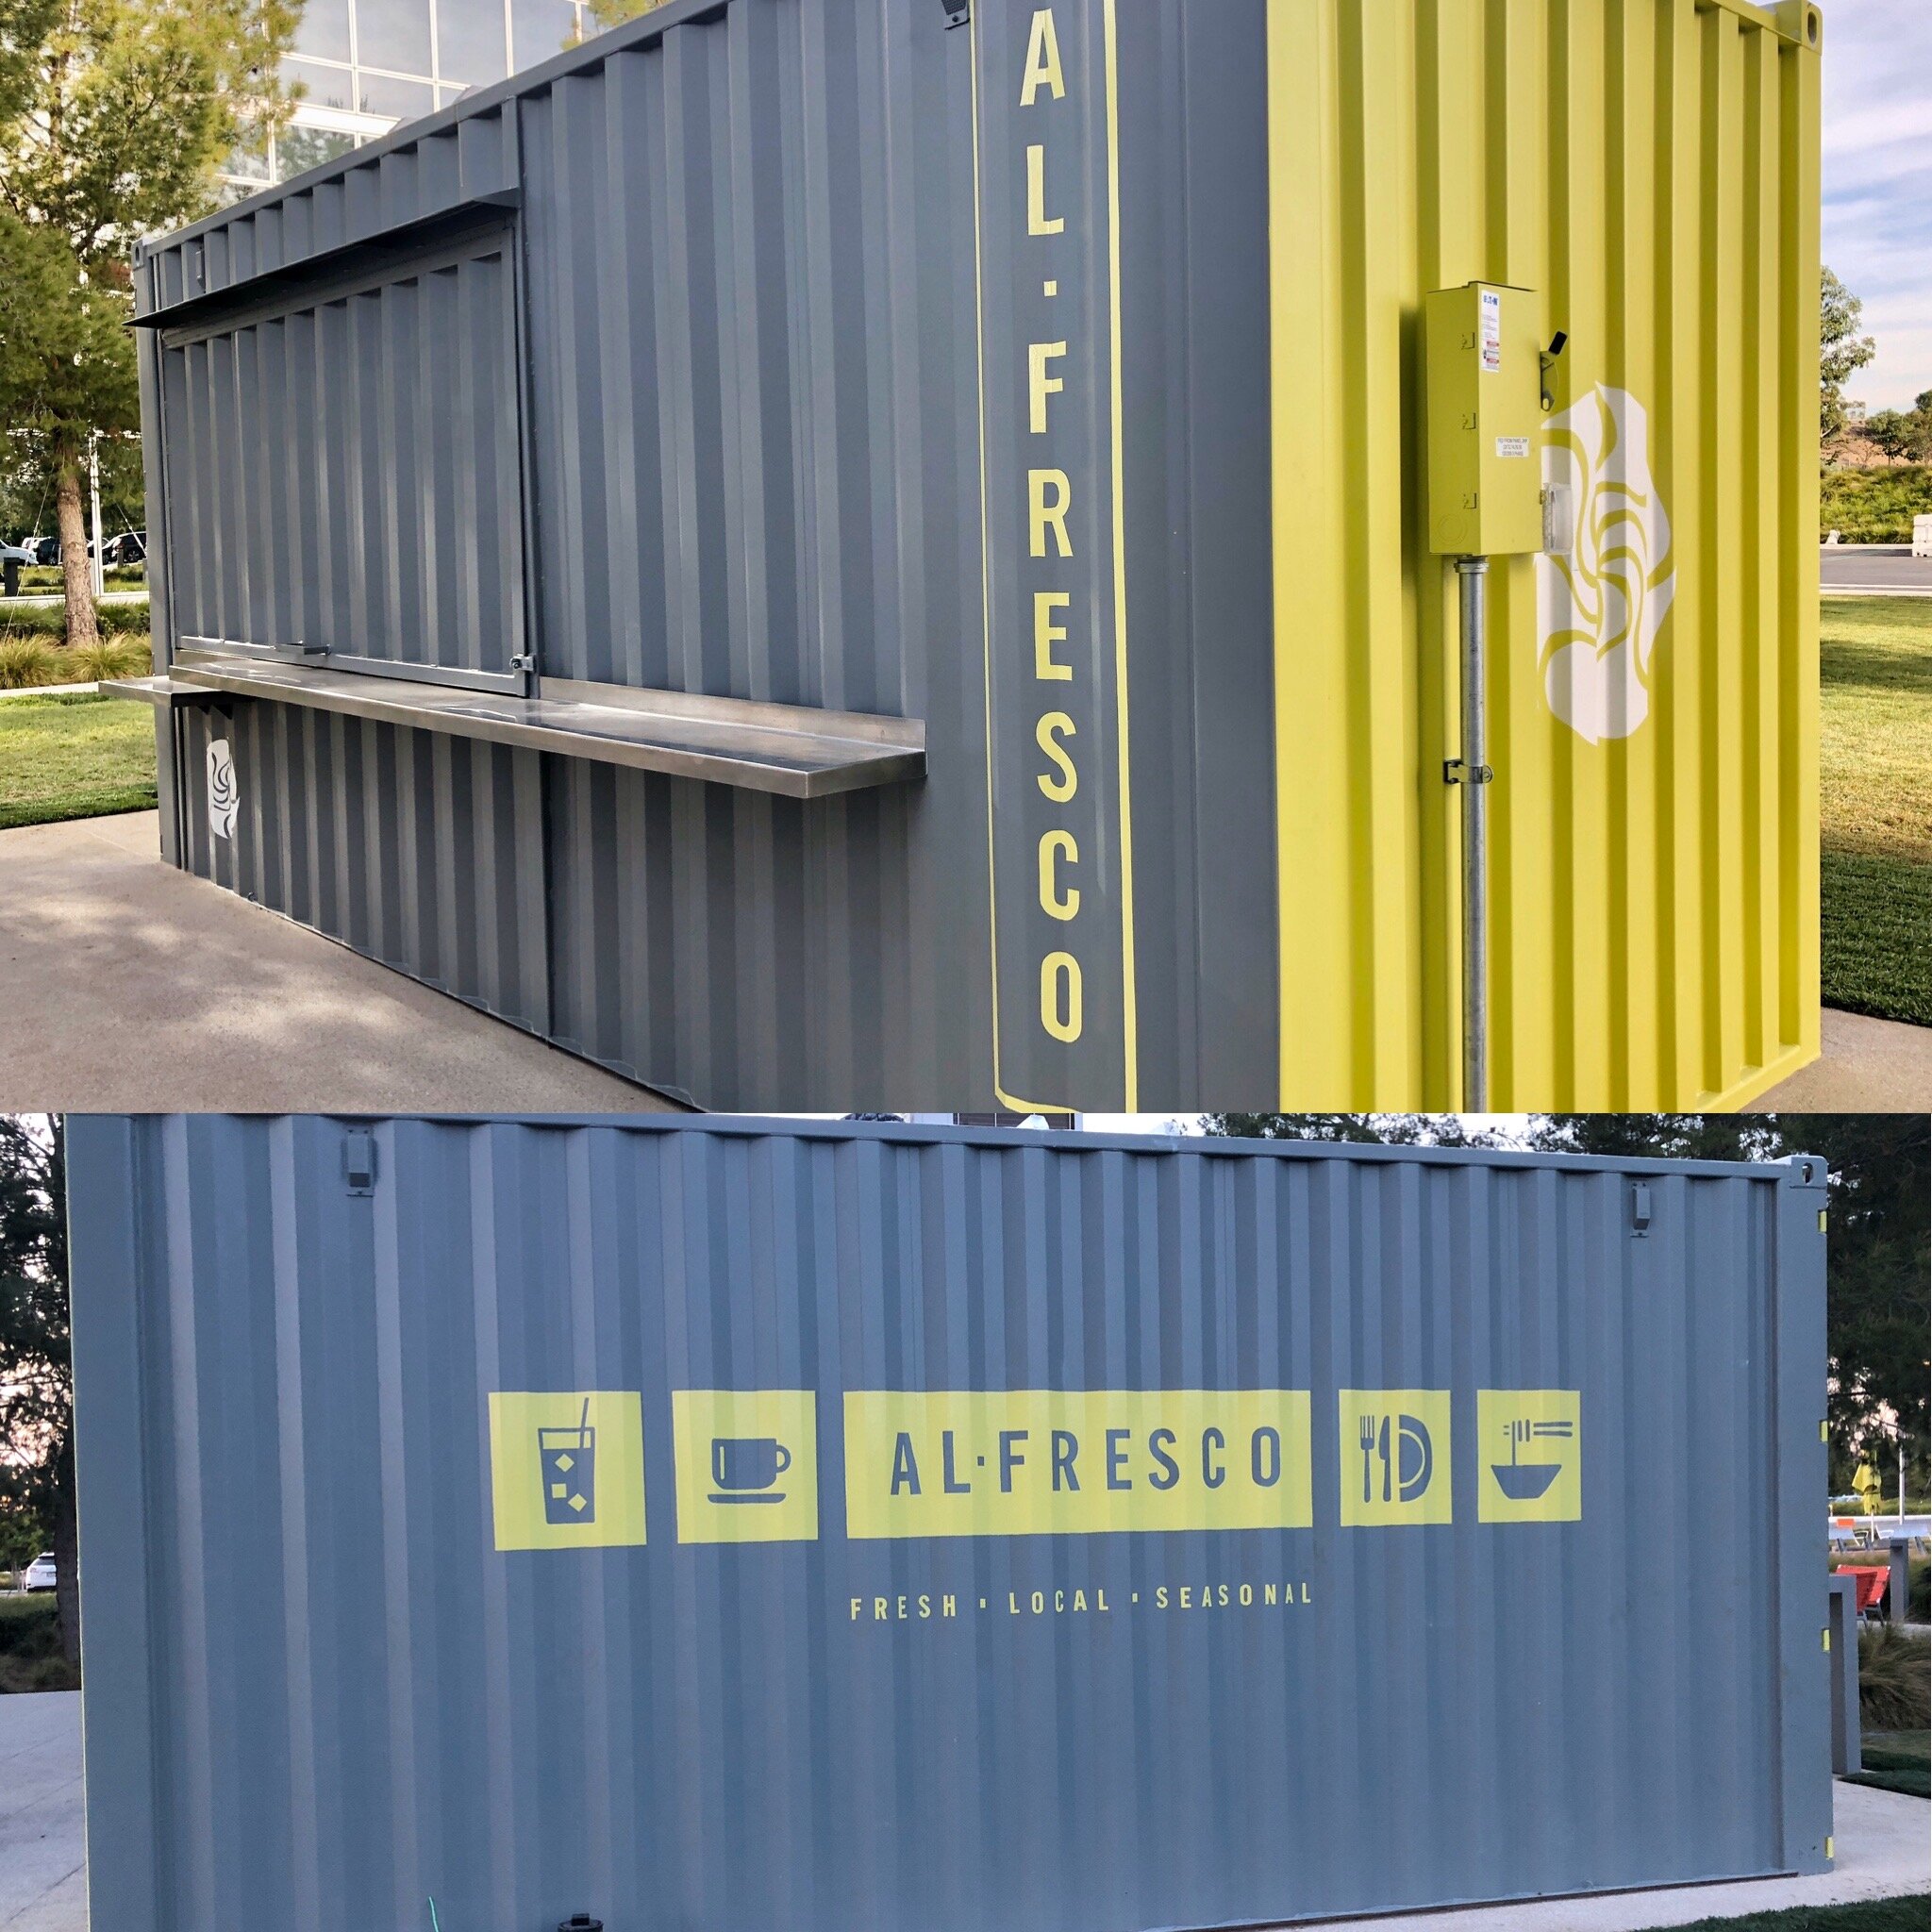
[[24, 1552, 56, 1592]]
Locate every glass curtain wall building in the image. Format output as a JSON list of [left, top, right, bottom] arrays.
[[226, 0, 597, 190]]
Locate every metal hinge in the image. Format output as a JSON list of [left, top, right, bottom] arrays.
[[342, 1127, 376, 1196], [1443, 759, 1493, 785]]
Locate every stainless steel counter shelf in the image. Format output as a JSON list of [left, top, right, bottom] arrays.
[[104, 654, 925, 799]]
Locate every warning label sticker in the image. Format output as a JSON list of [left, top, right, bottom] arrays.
[[1495, 437, 1530, 458], [1479, 288, 1502, 373]]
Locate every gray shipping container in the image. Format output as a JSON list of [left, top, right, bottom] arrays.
[[68, 1115, 1831, 1932], [111, 0, 1827, 1116]]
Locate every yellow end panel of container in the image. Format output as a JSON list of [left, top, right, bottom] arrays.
[[1266, 0, 1820, 1110]]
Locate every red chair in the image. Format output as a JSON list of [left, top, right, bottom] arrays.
[[1835, 1565, 1890, 1617]]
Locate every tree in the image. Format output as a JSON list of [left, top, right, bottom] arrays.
[[1204, 1113, 1489, 1146], [0, 1118, 73, 1657], [0, 0, 298, 645], [1820, 266, 1876, 445], [1894, 389, 1932, 464], [1864, 409, 1913, 465], [584, 0, 672, 37]]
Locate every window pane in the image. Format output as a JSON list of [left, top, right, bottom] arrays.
[[295, 0, 351, 62], [511, 0, 576, 69], [358, 71, 435, 120], [278, 125, 357, 179], [436, 0, 507, 85], [224, 142, 274, 182], [285, 58, 354, 111], [356, 0, 431, 76]]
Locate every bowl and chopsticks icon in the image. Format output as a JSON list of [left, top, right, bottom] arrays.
[[1491, 1417, 1573, 1500]]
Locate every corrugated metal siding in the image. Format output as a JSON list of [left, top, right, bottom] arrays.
[[1266, 0, 1821, 1109], [69, 1118, 1831, 1932], [543, 756, 954, 1107], [158, 226, 526, 678], [141, 106, 517, 314], [174, 702, 549, 1032]]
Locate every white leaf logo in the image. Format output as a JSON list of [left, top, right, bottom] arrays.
[[1536, 385, 1675, 743], [207, 738, 239, 840]]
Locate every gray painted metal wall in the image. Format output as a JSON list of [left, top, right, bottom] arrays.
[[132, 0, 1279, 1111], [174, 698, 550, 1036], [68, 1117, 1831, 1932]]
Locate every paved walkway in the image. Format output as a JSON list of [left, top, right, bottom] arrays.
[[0, 1691, 84, 1932], [0, 811, 671, 1113], [1756, 1008, 1932, 1110], [1820, 544, 1932, 596], [1, 1684, 1923, 1932]]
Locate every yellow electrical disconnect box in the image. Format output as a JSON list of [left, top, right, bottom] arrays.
[[1424, 282, 1544, 556]]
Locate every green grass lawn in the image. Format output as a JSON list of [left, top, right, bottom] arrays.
[[1847, 1730, 1931, 1801], [0, 691, 157, 830], [1674, 1902, 1930, 1932], [1820, 595, 1932, 1025]]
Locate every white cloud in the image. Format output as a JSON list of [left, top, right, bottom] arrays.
[[1822, 2, 1932, 410]]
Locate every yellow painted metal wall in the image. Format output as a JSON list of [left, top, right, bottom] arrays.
[[1267, 0, 1821, 1108]]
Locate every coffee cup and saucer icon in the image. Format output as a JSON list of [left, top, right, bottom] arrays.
[[708, 1434, 791, 1505]]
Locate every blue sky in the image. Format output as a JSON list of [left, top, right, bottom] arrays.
[[1823, 3, 1932, 412]]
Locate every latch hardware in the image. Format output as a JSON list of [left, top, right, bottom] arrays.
[[342, 1127, 377, 1196], [1443, 758, 1493, 785], [1539, 330, 1568, 413]]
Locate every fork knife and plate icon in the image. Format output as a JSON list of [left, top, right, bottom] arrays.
[[1359, 1411, 1434, 1505]]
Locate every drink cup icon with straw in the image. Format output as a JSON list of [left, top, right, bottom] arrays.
[[540, 1399, 596, 1524]]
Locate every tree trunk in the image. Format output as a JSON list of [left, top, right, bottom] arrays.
[[55, 458, 98, 651], [52, 1433, 80, 1666]]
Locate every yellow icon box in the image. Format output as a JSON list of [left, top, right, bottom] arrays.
[[1338, 1390, 1453, 1525], [488, 1391, 647, 1551], [1477, 1389, 1582, 1523], [673, 1390, 819, 1543]]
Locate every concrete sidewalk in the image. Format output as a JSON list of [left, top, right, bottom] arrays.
[[1756, 1008, 1932, 1111], [0, 1691, 85, 1932], [0, 811, 670, 1112]]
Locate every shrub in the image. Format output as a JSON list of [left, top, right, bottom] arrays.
[[1857, 1623, 1931, 1731], [0, 638, 58, 688], [0, 1595, 77, 1694], [66, 636, 150, 682], [1820, 461, 1932, 543]]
